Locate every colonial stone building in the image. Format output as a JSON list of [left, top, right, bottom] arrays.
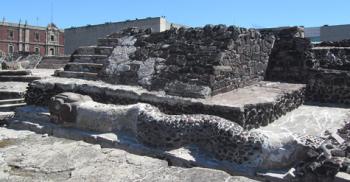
[[0, 21, 64, 58], [64, 17, 186, 54]]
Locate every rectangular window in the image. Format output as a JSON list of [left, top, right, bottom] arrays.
[[35, 32, 40, 41], [8, 30, 14, 40], [8, 45, 14, 54], [35, 47, 40, 54], [50, 35, 55, 41]]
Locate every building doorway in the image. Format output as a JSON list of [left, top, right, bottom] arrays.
[[49, 48, 55, 56]]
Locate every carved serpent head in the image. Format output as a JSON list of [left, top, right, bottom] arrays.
[[49, 92, 92, 123]]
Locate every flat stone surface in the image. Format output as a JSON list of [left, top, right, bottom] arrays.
[[206, 82, 305, 107], [257, 105, 350, 137], [0, 127, 258, 182], [33, 77, 305, 108], [0, 70, 31, 75], [30, 69, 55, 77]]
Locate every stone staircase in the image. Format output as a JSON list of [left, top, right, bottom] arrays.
[[0, 98, 26, 111], [55, 46, 114, 80], [36, 56, 70, 69], [0, 88, 26, 121], [0, 70, 40, 115], [0, 70, 41, 82]]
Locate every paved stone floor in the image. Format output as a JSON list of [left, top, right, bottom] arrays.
[[206, 81, 305, 107], [0, 127, 258, 182]]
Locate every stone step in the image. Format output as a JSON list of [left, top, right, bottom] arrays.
[[0, 70, 31, 76], [0, 91, 25, 100], [75, 46, 113, 56], [71, 55, 109, 64], [54, 70, 98, 80], [0, 103, 26, 111], [36, 56, 70, 69], [64, 63, 104, 73], [0, 75, 41, 82], [0, 98, 25, 105], [36, 63, 67, 69], [97, 38, 120, 47]]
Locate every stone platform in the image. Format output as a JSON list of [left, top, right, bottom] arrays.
[[25, 77, 305, 129]]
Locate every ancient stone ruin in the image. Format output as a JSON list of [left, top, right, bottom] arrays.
[[1, 25, 350, 181]]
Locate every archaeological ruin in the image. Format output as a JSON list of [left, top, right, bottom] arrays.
[[0, 25, 350, 181]]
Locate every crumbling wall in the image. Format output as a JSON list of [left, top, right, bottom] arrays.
[[99, 25, 275, 98], [259, 27, 350, 105], [261, 27, 315, 83]]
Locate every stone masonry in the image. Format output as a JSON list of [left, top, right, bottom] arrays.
[[98, 26, 275, 98]]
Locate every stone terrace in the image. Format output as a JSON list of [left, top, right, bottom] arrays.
[[25, 77, 305, 129]]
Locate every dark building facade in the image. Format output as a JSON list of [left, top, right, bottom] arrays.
[[0, 21, 64, 59]]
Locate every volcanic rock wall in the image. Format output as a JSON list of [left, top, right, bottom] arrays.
[[313, 47, 350, 71], [100, 26, 275, 98], [261, 27, 315, 83], [259, 26, 350, 105], [307, 42, 350, 104], [307, 69, 350, 104]]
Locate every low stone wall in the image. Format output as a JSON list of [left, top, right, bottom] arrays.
[[99, 26, 275, 98], [307, 69, 350, 104], [244, 87, 305, 129], [137, 106, 264, 164], [25, 78, 305, 129], [48, 92, 265, 164]]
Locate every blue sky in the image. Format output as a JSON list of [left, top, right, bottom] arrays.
[[1, 0, 349, 29]]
